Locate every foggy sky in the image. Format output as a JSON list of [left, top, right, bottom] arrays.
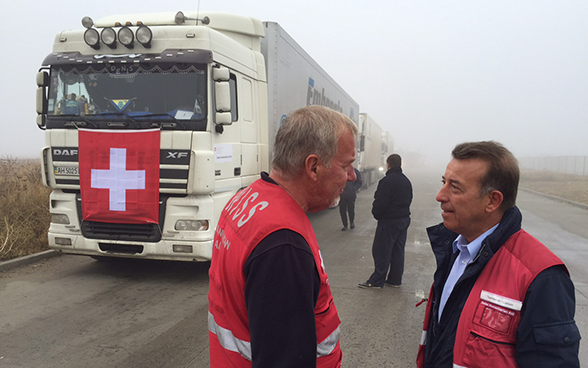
[[2, 0, 586, 165]]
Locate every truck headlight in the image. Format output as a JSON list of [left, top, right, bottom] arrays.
[[175, 220, 209, 231], [51, 214, 70, 225]]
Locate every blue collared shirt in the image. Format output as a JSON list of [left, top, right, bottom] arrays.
[[438, 224, 499, 321]]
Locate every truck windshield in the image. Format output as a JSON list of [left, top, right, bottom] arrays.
[[46, 62, 207, 130]]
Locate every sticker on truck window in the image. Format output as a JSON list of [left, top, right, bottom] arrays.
[[214, 144, 233, 163]]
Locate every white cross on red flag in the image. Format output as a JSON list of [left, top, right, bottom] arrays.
[[78, 129, 160, 224]]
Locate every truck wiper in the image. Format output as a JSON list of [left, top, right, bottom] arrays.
[[59, 115, 99, 128], [139, 113, 188, 129], [95, 111, 141, 128]]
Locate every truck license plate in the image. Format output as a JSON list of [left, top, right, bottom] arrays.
[[54, 166, 79, 176]]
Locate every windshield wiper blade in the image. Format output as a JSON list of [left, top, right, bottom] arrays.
[[95, 111, 141, 128], [59, 115, 98, 128], [139, 113, 188, 129]]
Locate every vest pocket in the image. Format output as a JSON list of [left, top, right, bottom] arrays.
[[462, 331, 517, 368]]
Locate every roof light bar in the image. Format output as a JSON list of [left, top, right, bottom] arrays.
[[80, 16, 152, 50]]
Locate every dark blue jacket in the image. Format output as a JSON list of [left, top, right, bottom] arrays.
[[340, 168, 362, 199], [424, 207, 580, 367], [371, 166, 412, 220]]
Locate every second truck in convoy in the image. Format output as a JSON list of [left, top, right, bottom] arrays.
[[36, 10, 391, 261]]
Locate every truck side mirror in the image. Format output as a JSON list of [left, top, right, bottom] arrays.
[[36, 71, 49, 128], [214, 81, 231, 112], [213, 67, 232, 127]]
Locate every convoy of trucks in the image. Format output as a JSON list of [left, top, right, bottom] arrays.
[[356, 113, 383, 188], [35, 11, 393, 261], [381, 131, 395, 171]]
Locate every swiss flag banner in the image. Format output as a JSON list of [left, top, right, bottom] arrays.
[[78, 129, 160, 224]]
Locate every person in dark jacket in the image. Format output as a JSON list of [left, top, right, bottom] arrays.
[[416, 141, 580, 368], [359, 154, 412, 289], [339, 167, 362, 231]]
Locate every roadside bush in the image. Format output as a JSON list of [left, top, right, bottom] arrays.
[[0, 157, 51, 261]]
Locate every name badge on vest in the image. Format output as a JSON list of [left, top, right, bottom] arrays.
[[480, 290, 523, 311]]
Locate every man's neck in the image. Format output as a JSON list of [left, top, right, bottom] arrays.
[[269, 170, 309, 212]]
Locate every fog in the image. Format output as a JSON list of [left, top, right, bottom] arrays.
[[2, 0, 586, 166]]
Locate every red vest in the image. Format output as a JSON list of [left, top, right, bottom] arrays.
[[208, 178, 342, 368], [417, 230, 565, 368]]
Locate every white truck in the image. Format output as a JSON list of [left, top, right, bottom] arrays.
[[356, 113, 383, 188], [36, 11, 359, 261], [381, 131, 394, 170]]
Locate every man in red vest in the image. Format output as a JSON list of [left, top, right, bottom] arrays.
[[208, 105, 357, 368], [417, 141, 580, 367]]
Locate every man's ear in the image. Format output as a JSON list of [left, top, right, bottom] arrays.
[[485, 190, 504, 213], [304, 154, 320, 181]]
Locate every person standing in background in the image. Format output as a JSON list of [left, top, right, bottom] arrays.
[[359, 154, 412, 289], [339, 167, 362, 231]]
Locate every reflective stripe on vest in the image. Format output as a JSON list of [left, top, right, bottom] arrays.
[[209, 312, 252, 361], [419, 330, 427, 346], [209, 311, 341, 359], [317, 326, 341, 357]]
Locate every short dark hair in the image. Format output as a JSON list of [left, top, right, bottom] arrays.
[[387, 154, 401, 168], [452, 141, 519, 211]]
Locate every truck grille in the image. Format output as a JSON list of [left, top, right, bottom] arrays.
[[76, 194, 168, 242], [51, 148, 190, 193], [82, 221, 161, 242]]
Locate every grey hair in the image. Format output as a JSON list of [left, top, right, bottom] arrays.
[[271, 105, 358, 179]]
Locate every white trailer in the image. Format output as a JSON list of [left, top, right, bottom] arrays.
[[36, 11, 359, 261], [381, 131, 394, 170], [357, 113, 383, 187]]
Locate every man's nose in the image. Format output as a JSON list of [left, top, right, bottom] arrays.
[[436, 185, 447, 203], [348, 166, 356, 182]]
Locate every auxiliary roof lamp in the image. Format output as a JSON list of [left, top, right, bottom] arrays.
[[101, 27, 117, 49], [136, 23, 153, 48], [118, 25, 134, 49], [82, 16, 100, 50]]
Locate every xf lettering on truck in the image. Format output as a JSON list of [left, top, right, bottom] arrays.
[[166, 151, 189, 159], [160, 149, 190, 165]]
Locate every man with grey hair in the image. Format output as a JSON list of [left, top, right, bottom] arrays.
[[209, 105, 357, 368]]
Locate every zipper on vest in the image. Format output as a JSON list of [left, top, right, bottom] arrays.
[[470, 331, 515, 346]]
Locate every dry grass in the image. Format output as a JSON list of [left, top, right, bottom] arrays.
[[520, 169, 588, 206], [0, 157, 51, 261]]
